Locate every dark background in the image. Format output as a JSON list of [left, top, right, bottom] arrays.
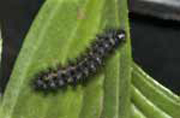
[[0, 0, 179, 94], [130, 14, 180, 94]]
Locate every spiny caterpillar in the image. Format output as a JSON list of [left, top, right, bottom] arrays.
[[33, 29, 126, 92]]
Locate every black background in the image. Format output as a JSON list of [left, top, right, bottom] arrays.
[[0, 0, 179, 94]]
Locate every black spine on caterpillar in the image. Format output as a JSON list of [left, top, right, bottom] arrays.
[[33, 29, 126, 92]]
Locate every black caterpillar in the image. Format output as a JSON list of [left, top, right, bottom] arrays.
[[33, 29, 126, 92]]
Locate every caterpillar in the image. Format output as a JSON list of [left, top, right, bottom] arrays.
[[33, 29, 126, 92]]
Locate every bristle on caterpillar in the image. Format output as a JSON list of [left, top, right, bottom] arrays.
[[33, 29, 126, 92]]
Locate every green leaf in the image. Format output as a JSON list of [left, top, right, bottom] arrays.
[[131, 85, 172, 118], [132, 63, 180, 102], [0, 0, 103, 117], [0, 0, 131, 118], [79, 74, 104, 118], [101, 54, 120, 118], [131, 104, 146, 118], [2, 0, 178, 117], [118, 0, 132, 118], [100, 0, 131, 118], [132, 63, 180, 118]]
